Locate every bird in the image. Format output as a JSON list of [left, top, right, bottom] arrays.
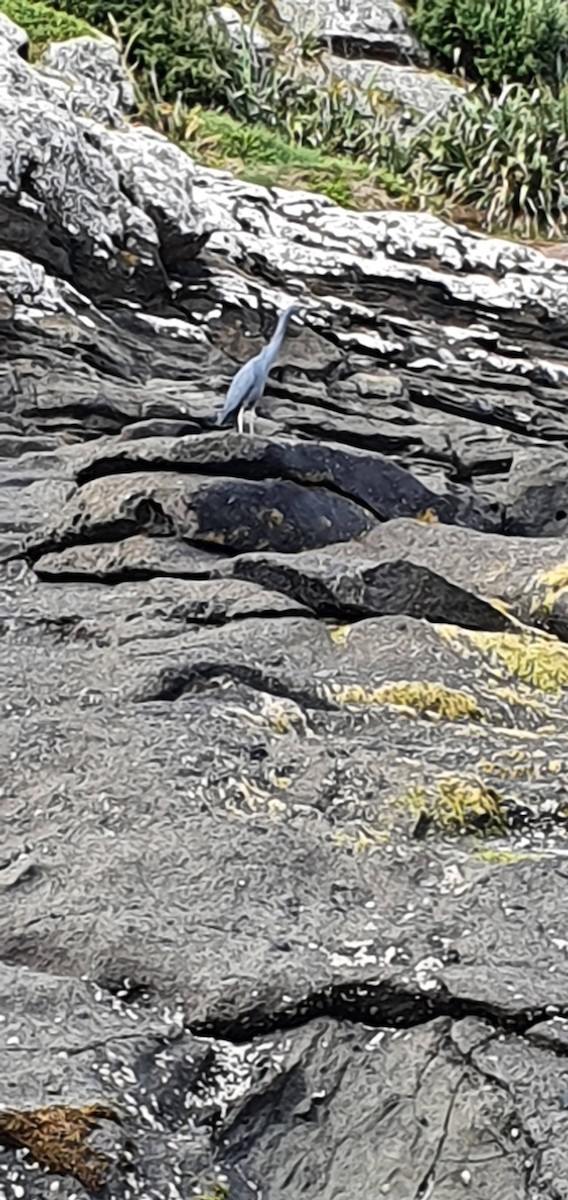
[[217, 303, 302, 434]]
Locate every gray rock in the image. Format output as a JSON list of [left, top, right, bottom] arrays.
[[323, 52, 463, 117], [39, 35, 135, 124], [0, 20, 205, 299], [275, 0, 426, 64], [210, 4, 271, 55], [0, 11, 28, 53], [4, 25, 568, 1200]]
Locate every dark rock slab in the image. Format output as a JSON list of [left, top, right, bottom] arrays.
[[34, 534, 230, 581], [27, 470, 378, 559], [224, 548, 511, 629], [215, 1017, 533, 1200], [73, 430, 499, 530], [505, 448, 568, 537], [0, 961, 223, 1198]]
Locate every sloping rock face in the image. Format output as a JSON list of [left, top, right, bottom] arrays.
[[3, 23, 568, 1200]]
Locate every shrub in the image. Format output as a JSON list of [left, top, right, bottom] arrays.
[[45, 0, 234, 106], [412, 0, 568, 89], [414, 81, 568, 237], [0, 0, 97, 54]]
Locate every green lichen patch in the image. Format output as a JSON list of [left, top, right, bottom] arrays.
[[530, 562, 568, 618], [332, 824, 391, 853]]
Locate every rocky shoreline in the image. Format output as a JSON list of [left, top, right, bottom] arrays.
[[2, 16, 568, 1200]]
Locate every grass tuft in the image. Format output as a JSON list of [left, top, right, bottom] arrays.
[[181, 106, 408, 208]]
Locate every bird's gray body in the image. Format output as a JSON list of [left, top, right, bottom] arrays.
[[217, 304, 301, 433]]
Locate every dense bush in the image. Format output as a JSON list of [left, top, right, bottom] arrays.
[[45, 0, 235, 106], [414, 82, 568, 236], [412, 0, 568, 88], [0, 0, 97, 54]]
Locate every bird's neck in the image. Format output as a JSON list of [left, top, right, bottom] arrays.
[[262, 309, 294, 369]]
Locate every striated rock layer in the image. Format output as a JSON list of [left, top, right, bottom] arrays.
[[2, 19, 568, 1200]]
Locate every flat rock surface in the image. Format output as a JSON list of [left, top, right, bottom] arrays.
[[3, 21, 568, 1200]]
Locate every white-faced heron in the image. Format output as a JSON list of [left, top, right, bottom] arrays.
[[217, 303, 302, 434]]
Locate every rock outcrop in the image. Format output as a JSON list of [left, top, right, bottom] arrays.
[[2, 22, 568, 1200]]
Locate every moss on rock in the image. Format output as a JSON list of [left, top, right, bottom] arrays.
[[530, 562, 568, 617]]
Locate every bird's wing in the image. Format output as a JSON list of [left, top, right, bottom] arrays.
[[217, 356, 261, 424]]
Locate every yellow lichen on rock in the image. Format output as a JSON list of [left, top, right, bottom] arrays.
[[328, 624, 351, 646], [261, 696, 311, 737], [400, 775, 506, 835], [332, 680, 481, 720], [415, 508, 439, 524], [478, 748, 532, 781], [332, 824, 390, 853], [530, 563, 568, 616], [438, 626, 568, 694], [471, 848, 540, 866]]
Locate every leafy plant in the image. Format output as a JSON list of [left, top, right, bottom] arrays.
[[413, 81, 568, 237], [411, 0, 568, 89]]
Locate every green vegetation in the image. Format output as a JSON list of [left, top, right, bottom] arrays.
[[4, 0, 568, 238], [411, 0, 568, 89], [416, 82, 568, 238], [45, 0, 235, 106], [181, 107, 408, 208], [0, 0, 97, 54]]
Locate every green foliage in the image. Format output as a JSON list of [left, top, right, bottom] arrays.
[[7, 0, 566, 241], [412, 0, 568, 89], [0, 0, 97, 54], [182, 106, 410, 208], [45, 0, 234, 105], [414, 82, 568, 237]]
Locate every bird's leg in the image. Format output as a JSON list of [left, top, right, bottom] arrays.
[[249, 407, 255, 435], [237, 406, 244, 435]]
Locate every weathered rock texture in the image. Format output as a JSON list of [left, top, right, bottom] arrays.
[[275, 0, 463, 119], [2, 22, 568, 1200]]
